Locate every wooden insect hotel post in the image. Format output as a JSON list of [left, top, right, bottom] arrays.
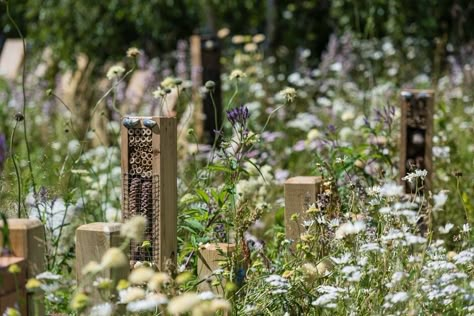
[[121, 116, 177, 269], [400, 90, 434, 193]]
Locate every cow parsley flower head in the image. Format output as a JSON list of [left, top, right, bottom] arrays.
[[402, 169, 428, 183], [335, 221, 366, 239]]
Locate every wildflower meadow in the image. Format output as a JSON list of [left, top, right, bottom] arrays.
[[0, 1, 473, 315]]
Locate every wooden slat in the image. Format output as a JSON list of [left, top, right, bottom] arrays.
[[284, 176, 322, 242], [0, 257, 26, 296]]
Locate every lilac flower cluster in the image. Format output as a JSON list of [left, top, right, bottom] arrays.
[[0, 134, 6, 171], [226, 105, 250, 126]]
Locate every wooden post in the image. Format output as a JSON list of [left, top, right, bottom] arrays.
[[190, 35, 205, 141], [76, 223, 129, 294], [0, 257, 27, 315], [0, 218, 46, 316], [121, 116, 177, 270], [197, 243, 235, 294], [190, 34, 222, 144], [284, 177, 322, 242], [0, 39, 24, 80], [400, 89, 434, 193]]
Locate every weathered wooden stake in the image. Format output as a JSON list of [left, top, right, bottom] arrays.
[[400, 89, 434, 193], [0, 38, 24, 80], [0, 218, 46, 316], [190, 34, 222, 144], [0, 257, 27, 315], [121, 116, 177, 270], [76, 223, 129, 295], [197, 243, 235, 294], [284, 176, 322, 242]]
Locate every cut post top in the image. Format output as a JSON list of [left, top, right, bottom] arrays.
[[76, 222, 121, 233], [285, 176, 322, 185], [0, 218, 43, 230]]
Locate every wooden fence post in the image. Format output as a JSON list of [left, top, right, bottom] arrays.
[[197, 243, 235, 294], [0, 257, 27, 315], [284, 176, 322, 242], [0, 218, 46, 316], [400, 89, 434, 193], [76, 223, 129, 294], [121, 116, 177, 270], [190, 34, 222, 144]]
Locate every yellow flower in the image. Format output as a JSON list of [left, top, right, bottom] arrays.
[[82, 261, 102, 275], [119, 287, 146, 303], [129, 267, 155, 285], [116, 279, 130, 291], [101, 248, 128, 269], [70, 292, 90, 311], [120, 216, 147, 242], [161, 77, 176, 89], [244, 43, 258, 53], [148, 272, 171, 291], [252, 34, 266, 44], [126, 47, 141, 58], [93, 277, 113, 290], [175, 271, 193, 285], [229, 69, 246, 80], [217, 28, 230, 39], [106, 65, 125, 81], [25, 278, 42, 290], [279, 87, 297, 103], [4, 308, 20, 316], [167, 293, 201, 315], [306, 203, 319, 214], [8, 263, 21, 274]]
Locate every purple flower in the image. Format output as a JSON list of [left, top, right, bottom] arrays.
[[0, 134, 6, 171], [226, 105, 250, 126]]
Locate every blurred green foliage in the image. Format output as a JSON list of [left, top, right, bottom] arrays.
[[1, 0, 473, 68]]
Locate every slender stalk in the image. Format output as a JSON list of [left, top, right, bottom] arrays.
[[10, 120, 22, 217], [6, 0, 37, 197]]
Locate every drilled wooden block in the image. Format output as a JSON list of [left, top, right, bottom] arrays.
[[400, 89, 434, 193], [121, 116, 177, 270], [284, 176, 322, 242]]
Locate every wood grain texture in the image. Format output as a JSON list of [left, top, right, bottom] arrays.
[[0, 39, 24, 79], [197, 243, 235, 294], [0, 257, 26, 296], [75, 222, 128, 280], [284, 176, 322, 242], [399, 89, 434, 193], [0, 219, 46, 278]]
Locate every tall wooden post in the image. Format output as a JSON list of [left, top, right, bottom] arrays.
[[197, 243, 235, 294], [76, 223, 129, 298], [190, 34, 222, 144], [284, 177, 322, 242], [121, 116, 177, 270], [0, 218, 45, 316], [400, 90, 434, 193], [0, 39, 24, 80]]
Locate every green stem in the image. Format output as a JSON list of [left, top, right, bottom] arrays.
[[10, 120, 22, 217]]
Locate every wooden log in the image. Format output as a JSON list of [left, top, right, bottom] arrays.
[[197, 243, 235, 294], [0, 219, 45, 315], [75, 223, 129, 289], [121, 116, 177, 270], [284, 176, 322, 242], [0, 39, 24, 80], [400, 89, 434, 193]]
